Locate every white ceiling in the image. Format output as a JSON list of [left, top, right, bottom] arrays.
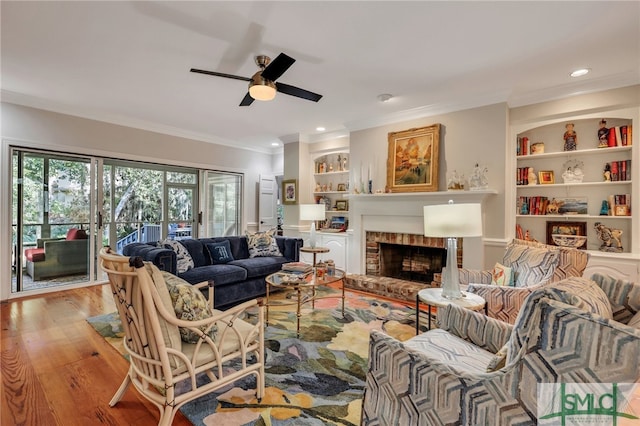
[[2, 1, 639, 153]]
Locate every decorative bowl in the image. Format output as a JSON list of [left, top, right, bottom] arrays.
[[552, 234, 587, 248]]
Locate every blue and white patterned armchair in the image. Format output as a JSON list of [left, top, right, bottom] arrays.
[[459, 239, 590, 324], [362, 275, 640, 425]]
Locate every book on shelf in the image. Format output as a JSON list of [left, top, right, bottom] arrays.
[[281, 262, 313, 273], [605, 125, 633, 147], [607, 160, 632, 181], [517, 136, 529, 156]]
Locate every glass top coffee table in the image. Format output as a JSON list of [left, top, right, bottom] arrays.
[[265, 268, 345, 337]]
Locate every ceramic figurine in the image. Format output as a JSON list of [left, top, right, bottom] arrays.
[[603, 163, 611, 181], [597, 119, 609, 148], [563, 123, 577, 151], [469, 163, 489, 190], [600, 200, 610, 216], [594, 222, 623, 252], [527, 167, 537, 185]]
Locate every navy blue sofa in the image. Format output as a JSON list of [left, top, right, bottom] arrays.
[[123, 236, 303, 309]]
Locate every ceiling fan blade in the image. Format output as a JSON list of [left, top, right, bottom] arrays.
[[260, 53, 295, 81], [239, 92, 254, 106], [276, 82, 323, 102], [190, 68, 251, 82]]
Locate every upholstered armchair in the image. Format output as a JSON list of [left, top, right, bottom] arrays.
[[362, 275, 640, 425], [460, 238, 590, 323], [99, 247, 265, 426]]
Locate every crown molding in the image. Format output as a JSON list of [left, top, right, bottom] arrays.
[[0, 90, 275, 155]]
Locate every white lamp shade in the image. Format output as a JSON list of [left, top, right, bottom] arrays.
[[249, 83, 276, 101], [423, 203, 483, 238], [300, 203, 326, 220]]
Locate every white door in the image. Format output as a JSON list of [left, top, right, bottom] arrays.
[[258, 174, 278, 232]]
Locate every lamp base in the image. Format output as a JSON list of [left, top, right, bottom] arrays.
[[441, 237, 463, 299], [309, 221, 317, 249]]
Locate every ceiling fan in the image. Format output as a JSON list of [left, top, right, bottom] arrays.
[[190, 53, 323, 106]]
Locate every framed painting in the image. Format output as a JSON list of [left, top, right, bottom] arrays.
[[386, 123, 440, 192], [546, 221, 587, 249], [282, 179, 297, 205]]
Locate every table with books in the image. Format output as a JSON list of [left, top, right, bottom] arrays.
[[265, 262, 345, 337]]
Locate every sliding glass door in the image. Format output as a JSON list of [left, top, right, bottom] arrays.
[[10, 148, 242, 296], [12, 150, 94, 292], [203, 171, 242, 237]]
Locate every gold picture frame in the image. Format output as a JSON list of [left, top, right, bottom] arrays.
[[282, 179, 297, 205], [386, 124, 440, 192], [539, 170, 555, 184]]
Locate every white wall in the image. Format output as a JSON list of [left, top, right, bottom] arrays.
[[349, 103, 508, 241], [0, 102, 280, 299]]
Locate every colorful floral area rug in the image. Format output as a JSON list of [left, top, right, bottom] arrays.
[[87, 289, 418, 426]]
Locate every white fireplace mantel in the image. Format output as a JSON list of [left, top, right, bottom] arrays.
[[346, 190, 498, 274]]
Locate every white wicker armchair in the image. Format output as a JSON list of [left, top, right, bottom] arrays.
[[99, 247, 265, 426]]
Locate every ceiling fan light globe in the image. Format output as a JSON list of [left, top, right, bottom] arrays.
[[249, 73, 276, 101]]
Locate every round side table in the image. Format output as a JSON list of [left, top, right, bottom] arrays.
[[415, 288, 486, 333], [300, 246, 329, 266]]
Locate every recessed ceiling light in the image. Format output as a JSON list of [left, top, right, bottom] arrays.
[[570, 68, 590, 78], [271, 142, 279, 146], [377, 93, 393, 102], [316, 126, 326, 132]]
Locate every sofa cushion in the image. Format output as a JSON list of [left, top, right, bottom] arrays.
[[25, 247, 46, 262], [161, 271, 218, 343], [66, 228, 88, 240], [159, 239, 195, 273], [143, 263, 183, 358], [246, 229, 282, 258], [206, 240, 235, 264], [502, 243, 559, 287], [178, 264, 247, 286], [404, 329, 495, 373], [229, 256, 289, 279]]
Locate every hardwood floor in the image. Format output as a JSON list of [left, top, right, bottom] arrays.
[[1, 284, 192, 426]]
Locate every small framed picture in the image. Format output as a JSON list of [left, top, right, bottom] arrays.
[[335, 200, 348, 211], [539, 170, 555, 184], [282, 179, 297, 205], [337, 183, 347, 192], [614, 204, 630, 216]]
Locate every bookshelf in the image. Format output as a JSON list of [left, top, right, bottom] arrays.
[[513, 114, 636, 259]]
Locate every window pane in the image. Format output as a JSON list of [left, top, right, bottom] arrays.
[[48, 159, 91, 225], [113, 166, 162, 223], [168, 187, 193, 221], [22, 155, 44, 224], [167, 171, 196, 184]]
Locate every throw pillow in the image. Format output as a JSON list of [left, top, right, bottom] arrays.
[[159, 239, 194, 274], [491, 262, 513, 287], [503, 244, 559, 288], [627, 311, 640, 329], [66, 228, 88, 240], [206, 240, 235, 264], [246, 229, 282, 258], [161, 271, 218, 343]]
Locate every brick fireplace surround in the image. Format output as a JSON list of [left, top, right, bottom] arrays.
[[342, 192, 492, 303], [346, 231, 463, 303]]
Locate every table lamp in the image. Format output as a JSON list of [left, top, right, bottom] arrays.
[[300, 204, 326, 248], [423, 201, 483, 299]]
